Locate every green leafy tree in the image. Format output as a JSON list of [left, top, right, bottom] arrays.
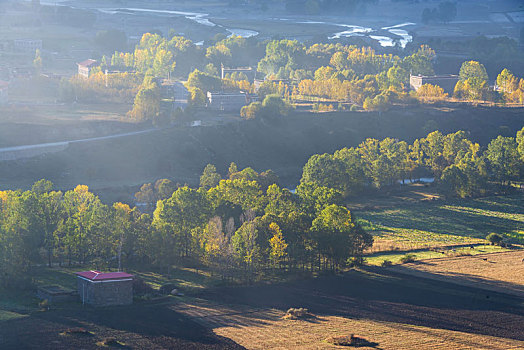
[[62, 185, 104, 265], [200, 164, 222, 190], [496, 68, 519, 98], [459, 61, 488, 82], [153, 186, 212, 257], [154, 179, 176, 200], [231, 211, 260, 279], [485, 136, 521, 184], [128, 77, 161, 121], [387, 65, 408, 89], [268, 222, 288, 268], [208, 179, 264, 212], [186, 69, 222, 92], [300, 153, 348, 194], [517, 127, 524, 161], [311, 204, 372, 269]]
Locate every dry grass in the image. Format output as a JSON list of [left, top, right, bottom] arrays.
[[174, 299, 524, 350], [391, 250, 524, 298]]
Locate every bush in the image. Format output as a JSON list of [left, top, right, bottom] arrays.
[[486, 233, 504, 246], [61, 328, 93, 336], [325, 334, 376, 347], [159, 283, 177, 295], [381, 260, 392, 267], [39, 299, 49, 311], [348, 256, 364, 267], [399, 254, 416, 264], [132, 278, 155, 296]]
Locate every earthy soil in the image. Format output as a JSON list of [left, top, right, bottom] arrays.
[[2, 263, 523, 349], [0, 300, 244, 350], [175, 299, 523, 350], [391, 250, 524, 298], [196, 268, 524, 347]]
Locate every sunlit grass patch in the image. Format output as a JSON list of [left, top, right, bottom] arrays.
[[0, 310, 27, 321], [365, 245, 510, 266], [357, 194, 524, 252]]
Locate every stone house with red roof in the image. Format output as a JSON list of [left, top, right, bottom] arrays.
[[76, 270, 134, 307]]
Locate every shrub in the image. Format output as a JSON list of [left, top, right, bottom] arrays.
[[96, 337, 127, 347], [350, 104, 358, 111], [381, 260, 392, 267], [325, 334, 377, 347], [486, 233, 504, 246], [61, 328, 93, 336], [348, 256, 364, 267], [399, 254, 416, 264], [159, 283, 177, 295], [132, 278, 155, 296], [39, 299, 49, 311]]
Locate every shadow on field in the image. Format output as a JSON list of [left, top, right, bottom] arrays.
[[0, 302, 245, 350], [197, 268, 524, 342], [362, 202, 523, 240], [391, 262, 524, 299]]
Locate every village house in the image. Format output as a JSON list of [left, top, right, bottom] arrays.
[[77, 59, 99, 78], [207, 91, 257, 112], [221, 65, 256, 82], [409, 74, 459, 95], [76, 270, 134, 307], [0, 81, 8, 105]]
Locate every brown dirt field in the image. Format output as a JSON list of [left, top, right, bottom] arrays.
[[188, 268, 524, 350], [391, 250, 524, 298], [174, 299, 524, 350]]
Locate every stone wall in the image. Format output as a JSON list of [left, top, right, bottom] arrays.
[[78, 277, 133, 307]]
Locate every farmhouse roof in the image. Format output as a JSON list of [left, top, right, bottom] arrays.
[[410, 74, 459, 79], [77, 59, 98, 67], [76, 270, 133, 281]]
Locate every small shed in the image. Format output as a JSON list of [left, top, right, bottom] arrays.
[[76, 270, 134, 307]]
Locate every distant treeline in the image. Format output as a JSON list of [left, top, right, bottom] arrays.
[[302, 127, 524, 198], [61, 31, 524, 123]]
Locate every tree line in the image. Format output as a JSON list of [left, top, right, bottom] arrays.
[[301, 127, 524, 199], [0, 166, 372, 288], [2, 127, 524, 289]]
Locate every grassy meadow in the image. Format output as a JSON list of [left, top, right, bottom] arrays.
[[356, 194, 524, 254]]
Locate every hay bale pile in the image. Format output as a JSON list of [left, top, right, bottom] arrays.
[[325, 334, 373, 347], [282, 307, 311, 320]]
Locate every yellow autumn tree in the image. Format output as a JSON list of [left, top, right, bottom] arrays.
[[416, 83, 448, 102], [269, 222, 288, 268]]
